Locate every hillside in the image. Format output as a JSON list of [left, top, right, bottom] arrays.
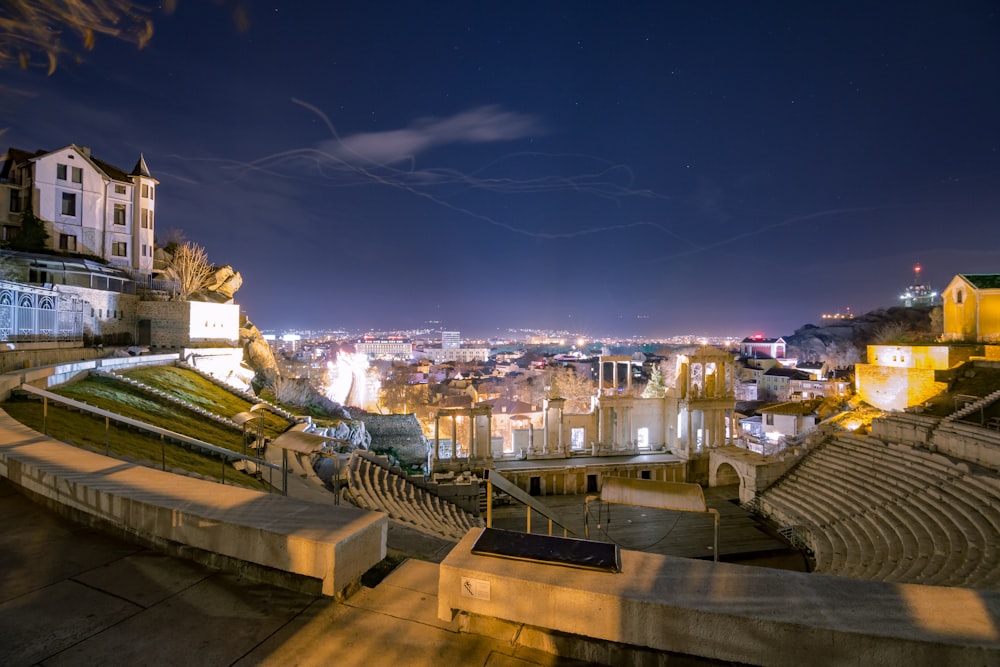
[[784, 305, 939, 366]]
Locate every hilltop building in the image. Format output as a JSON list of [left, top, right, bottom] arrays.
[[1, 143, 240, 376], [899, 263, 941, 308], [942, 273, 1000, 343], [856, 271, 1000, 411], [1, 145, 158, 276]]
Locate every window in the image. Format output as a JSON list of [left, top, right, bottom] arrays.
[[141, 208, 149, 228], [956, 289, 964, 305], [141, 244, 148, 257], [8, 194, 20, 212], [59, 234, 77, 251], [114, 184, 126, 195], [142, 184, 149, 198], [148, 186, 154, 200], [765, 414, 774, 426], [56, 164, 67, 180], [570, 427, 585, 450], [114, 203, 126, 225], [71, 167, 83, 183], [112, 241, 127, 257], [61, 192, 76, 216], [637, 427, 649, 449]]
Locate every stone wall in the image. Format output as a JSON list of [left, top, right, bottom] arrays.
[[55, 283, 139, 341], [855, 363, 945, 411], [497, 460, 686, 497], [137, 300, 239, 349]]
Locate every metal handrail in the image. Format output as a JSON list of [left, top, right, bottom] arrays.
[[18, 383, 283, 493]]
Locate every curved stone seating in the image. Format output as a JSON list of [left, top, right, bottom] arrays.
[[344, 451, 483, 541], [755, 433, 1000, 589]]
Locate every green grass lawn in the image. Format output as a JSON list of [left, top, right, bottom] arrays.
[[121, 366, 292, 437], [0, 365, 307, 492], [2, 398, 272, 491]]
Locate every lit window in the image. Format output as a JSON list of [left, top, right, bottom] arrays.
[[61, 192, 76, 216], [59, 234, 77, 251], [71, 167, 82, 183], [112, 241, 127, 257], [114, 184, 126, 195], [570, 427, 585, 450], [56, 164, 67, 180], [114, 203, 126, 225]]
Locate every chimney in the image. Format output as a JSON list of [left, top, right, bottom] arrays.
[[79, 146, 91, 158]]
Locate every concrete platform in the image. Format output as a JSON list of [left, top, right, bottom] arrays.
[[0, 478, 600, 667]]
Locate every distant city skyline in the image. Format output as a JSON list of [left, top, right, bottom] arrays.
[[3, 3, 998, 337]]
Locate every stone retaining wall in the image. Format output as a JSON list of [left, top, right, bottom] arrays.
[[439, 529, 1000, 666], [0, 412, 386, 597]]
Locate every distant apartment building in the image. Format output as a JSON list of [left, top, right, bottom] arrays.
[[424, 346, 490, 363], [441, 330, 461, 349], [355, 336, 413, 360], [1, 145, 158, 275], [759, 367, 812, 402]]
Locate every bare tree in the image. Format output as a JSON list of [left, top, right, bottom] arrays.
[[0, 1, 155, 75], [171, 241, 214, 300]]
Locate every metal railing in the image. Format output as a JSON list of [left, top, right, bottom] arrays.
[[18, 383, 284, 493]]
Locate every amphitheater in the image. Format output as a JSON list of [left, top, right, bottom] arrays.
[[2, 354, 1000, 665]]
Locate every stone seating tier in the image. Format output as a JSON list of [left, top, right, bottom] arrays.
[[756, 433, 1000, 590], [344, 451, 482, 541]]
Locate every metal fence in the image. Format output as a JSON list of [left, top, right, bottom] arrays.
[[0, 282, 84, 342]]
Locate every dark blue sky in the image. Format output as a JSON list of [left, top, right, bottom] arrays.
[[3, 2, 999, 338]]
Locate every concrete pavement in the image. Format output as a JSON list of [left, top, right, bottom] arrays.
[[0, 478, 600, 667]]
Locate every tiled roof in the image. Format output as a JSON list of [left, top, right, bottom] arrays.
[[92, 156, 132, 183], [1, 148, 45, 179], [2, 145, 135, 183], [961, 274, 1000, 290], [763, 368, 811, 379], [759, 400, 820, 415]]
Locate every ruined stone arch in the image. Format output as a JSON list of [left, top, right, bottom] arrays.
[[713, 461, 741, 487]]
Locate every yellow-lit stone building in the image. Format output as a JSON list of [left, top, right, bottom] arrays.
[[855, 344, 977, 411], [942, 273, 1000, 342], [856, 272, 1000, 411]]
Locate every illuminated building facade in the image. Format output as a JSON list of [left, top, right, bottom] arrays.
[[354, 336, 413, 360], [740, 335, 786, 360], [1, 145, 157, 275], [942, 273, 1000, 343]]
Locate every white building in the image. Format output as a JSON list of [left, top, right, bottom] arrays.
[[424, 346, 490, 363], [355, 336, 413, 360], [441, 331, 461, 349], [1, 145, 157, 276]]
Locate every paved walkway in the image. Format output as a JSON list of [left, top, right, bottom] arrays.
[[0, 478, 596, 667]]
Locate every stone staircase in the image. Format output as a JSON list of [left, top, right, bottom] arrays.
[[942, 388, 1000, 423]]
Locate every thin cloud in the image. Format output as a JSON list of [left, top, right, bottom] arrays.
[[318, 105, 543, 165]]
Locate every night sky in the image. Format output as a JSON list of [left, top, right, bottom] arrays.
[[3, 2, 999, 338]]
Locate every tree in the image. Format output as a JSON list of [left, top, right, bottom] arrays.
[[378, 364, 428, 414], [546, 366, 595, 413], [5, 206, 49, 252], [1, 1, 154, 75], [170, 241, 214, 300], [641, 363, 667, 398]]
